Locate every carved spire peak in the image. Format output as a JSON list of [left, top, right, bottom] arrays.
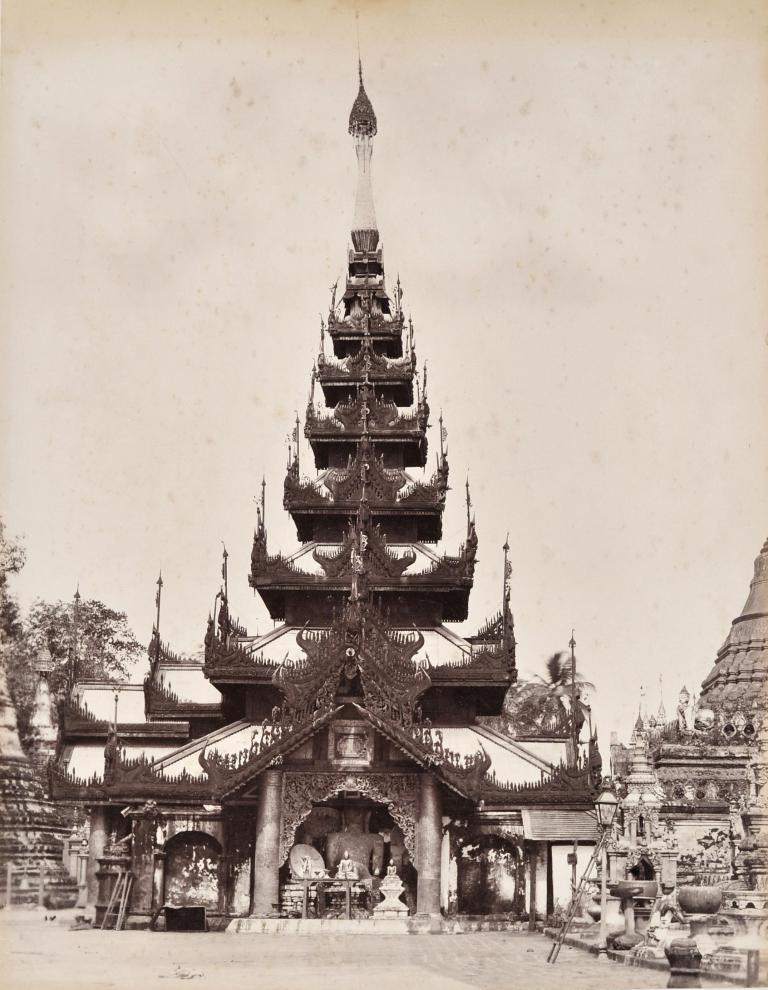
[[349, 59, 377, 139], [349, 58, 378, 252]]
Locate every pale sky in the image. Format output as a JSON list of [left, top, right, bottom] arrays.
[[1, 0, 767, 745]]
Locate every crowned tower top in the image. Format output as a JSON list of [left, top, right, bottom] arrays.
[[349, 61, 378, 253]]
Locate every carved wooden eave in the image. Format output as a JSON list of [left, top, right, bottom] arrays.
[[249, 534, 476, 595], [248, 534, 477, 621], [316, 337, 415, 385], [47, 756, 217, 804], [479, 755, 598, 808], [203, 643, 281, 685], [285, 444, 447, 512], [312, 523, 416, 580], [328, 309, 403, 341], [428, 647, 514, 687], [198, 704, 493, 806], [142, 675, 222, 721], [304, 398, 429, 442]]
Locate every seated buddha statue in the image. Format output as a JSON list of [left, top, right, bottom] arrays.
[[325, 807, 384, 877], [336, 851, 358, 880]]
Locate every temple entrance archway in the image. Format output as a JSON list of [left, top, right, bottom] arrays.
[[279, 771, 418, 867]]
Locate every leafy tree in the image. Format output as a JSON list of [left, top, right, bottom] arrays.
[[1, 514, 144, 752], [25, 597, 144, 715], [0, 518, 36, 749], [0, 517, 25, 642]]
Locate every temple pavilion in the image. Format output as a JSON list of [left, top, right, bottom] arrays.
[[49, 66, 601, 930]]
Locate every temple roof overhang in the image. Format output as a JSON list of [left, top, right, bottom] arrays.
[[51, 705, 591, 810], [203, 622, 511, 689]]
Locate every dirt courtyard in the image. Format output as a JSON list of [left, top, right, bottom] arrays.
[[0, 908, 677, 990]]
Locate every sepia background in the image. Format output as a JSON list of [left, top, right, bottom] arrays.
[[1, 0, 767, 746]]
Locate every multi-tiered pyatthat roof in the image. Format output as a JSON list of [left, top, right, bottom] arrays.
[[241, 67, 516, 715]]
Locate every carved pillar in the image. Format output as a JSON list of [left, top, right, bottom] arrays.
[[152, 851, 166, 912], [440, 820, 452, 913], [251, 769, 283, 917], [86, 806, 108, 904], [130, 817, 155, 916], [528, 841, 538, 931], [416, 773, 442, 917]]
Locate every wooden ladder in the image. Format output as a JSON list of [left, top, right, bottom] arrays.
[[547, 827, 608, 964], [101, 870, 133, 931]]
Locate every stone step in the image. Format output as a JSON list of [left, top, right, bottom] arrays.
[[227, 917, 411, 935], [226, 915, 529, 935]]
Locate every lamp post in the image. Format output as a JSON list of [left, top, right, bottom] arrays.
[[595, 784, 619, 955]]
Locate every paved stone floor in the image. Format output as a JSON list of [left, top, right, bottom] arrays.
[[1, 911, 672, 990]]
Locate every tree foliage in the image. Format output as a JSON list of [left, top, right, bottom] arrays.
[[0, 514, 144, 754]]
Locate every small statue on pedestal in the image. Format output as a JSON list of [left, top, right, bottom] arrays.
[[374, 859, 408, 918], [336, 850, 359, 881]]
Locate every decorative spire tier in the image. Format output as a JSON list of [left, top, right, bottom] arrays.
[[699, 535, 768, 714]]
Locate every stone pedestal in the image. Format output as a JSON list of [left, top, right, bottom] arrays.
[[251, 769, 282, 917], [415, 774, 442, 918], [374, 873, 407, 918], [665, 939, 702, 988]]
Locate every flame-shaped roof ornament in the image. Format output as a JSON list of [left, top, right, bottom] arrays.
[[349, 59, 377, 138]]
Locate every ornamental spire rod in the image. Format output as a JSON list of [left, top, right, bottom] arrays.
[[221, 544, 228, 602], [154, 570, 163, 664], [569, 629, 578, 755], [502, 535, 511, 616], [348, 56, 378, 252], [465, 475, 472, 530]]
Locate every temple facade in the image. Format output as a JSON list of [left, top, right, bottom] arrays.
[[49, 68, 601, 930]]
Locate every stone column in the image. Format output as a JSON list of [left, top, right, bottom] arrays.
[[86, 806, 108, 904], [416, 773, 442, 917], [251, 769, 282, 917]]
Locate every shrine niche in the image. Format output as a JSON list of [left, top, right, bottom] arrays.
[[163, 831, 222, 911], [279, 772, 418, 867], [456, 835, 525, 916], [328, 721, 374, 767]]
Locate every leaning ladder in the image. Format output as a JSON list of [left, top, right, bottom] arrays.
[[546, 827, 609, 964], [101, 870, 133, 931]]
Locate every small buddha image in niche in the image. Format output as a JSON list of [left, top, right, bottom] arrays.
[[329, 721, 372, 764]]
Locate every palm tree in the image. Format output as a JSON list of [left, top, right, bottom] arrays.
[[512, 651, 595, 720], [534, 652, 595, 700]]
